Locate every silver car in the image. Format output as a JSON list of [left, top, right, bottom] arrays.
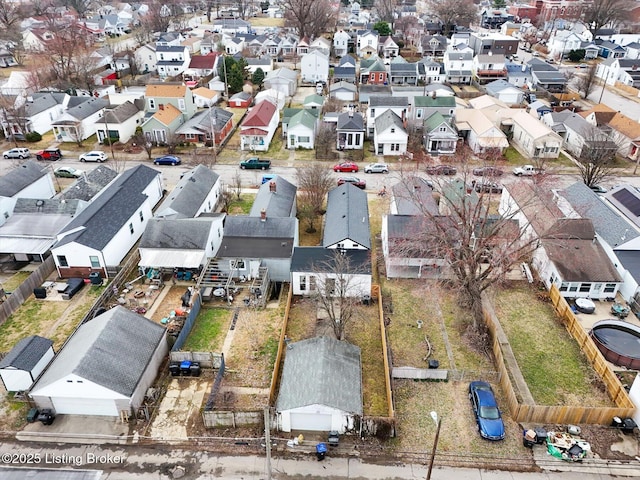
[[3, 147, 30, 159], [364, 162, 389, 174]]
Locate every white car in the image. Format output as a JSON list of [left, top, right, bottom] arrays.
[[79, 150, 108, 162], [364, 162, 389, 173], [3, 147, 30, 159]]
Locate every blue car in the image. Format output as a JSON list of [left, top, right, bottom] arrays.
[[153, 155, 181, 166], [469, 381, 505, 441]]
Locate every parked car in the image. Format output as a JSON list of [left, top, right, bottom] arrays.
[[472, 166, 504, 177], [79, 150, 107, 162], [240, 157, 271, 170], [426, 165, 457, 175], [35, 148, 62, 161], [589, 185, 608, 194], [532, 51, 540, 57], [333, 162, 359, 173], [153, 155, 181, 166], [337, 176, 366, 189], [576, 63, 589, 69], [3, 147, 30, 159], [469, 381, 505, 441], [364, 162, 389, 174], [474, 181, 503, 194], [54, 166, 84, 178]]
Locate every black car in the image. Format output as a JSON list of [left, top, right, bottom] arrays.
[[426, 165, 457, 175]]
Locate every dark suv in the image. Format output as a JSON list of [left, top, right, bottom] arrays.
[[36, 148, 63, 161]]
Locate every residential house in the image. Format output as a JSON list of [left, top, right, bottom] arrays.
[[155, 165, 221, 220], [156, 32, 184, 47], [339, 54, 357, 69], [246, 57, 273, 74], [51, 97, 108, 143], [542, 110, 616, 158], [263, 37, 280, 57], [469, 32, 519, 56], [485, 79, 524, 105], [356, 30, 379, 57], [337, 111, 365, 150], [424, 112, 458, 155], [334, 30, 351, 57], [374, 110, 408, 156], [192, 87, 220, 108], [287, 109, 317, 149], [59, 165, 118, 202], [224, 37, 244, 55], [511, 111, 562, 158], [50, 165, 163, 278], [200, 33, 224, 55], [359, 85, 392, 105], [264, 68, 298, 97], [527, 100, 553, 119], [413, 95, 456, 123], [527, 58, 567, 92], [581, 104, 640, 161], [250, 175, 297, 218], [505, 63, 532, 87], [597, 57, 640, 87], [359, 57, 387, 84], [279, 36, 298, 57], [135, 43, 157, 73], [420, 59, 446, 84], [455, 107, 509, 153], [0, 336, 54, 392], [625, 42, 640, 60], [480, 8, 515, 29], [228, 91, 253, 108], [548, 30, 583, 60], [276, 336, 362, 433], [366, 96, 408, 137], [444, 46, 474, 84], [95, 100, 144, 144], [330, 81, 357, 101], [596, 39, 626, 59], [379, 36, 400, 60], [183, 53, 220, 83], [240, 99, 279, 151], [420, 35, 448, 58], [324, 183, 370, 250], [473, 53, 507, 84], [581, 42, 600, 60], [212, 18, 251, 35], [29, 306, 167, 416], [156, 45, 190, 78], [255, 88, 285, 110], [141, 84, 196, 144], [389, 58, 419, 85], [310, 37, 331, 56], [303, 94, 324, 110], [296, 37, 310, 56], [0, 92, 68, 138], [175, 107, 233, 146], [301, 50, 329, 84]]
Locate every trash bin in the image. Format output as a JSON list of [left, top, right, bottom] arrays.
[[180, 360, 192, 376], [169, 362, 180, 376], [37, 409, 55, 425], [362, 295, 371, 306], [315, 442, 327, 461], [33, 287, 47, 299], [27, 408, 40, 423], [534, 427, 547, 444], [89, 272, 103, 285], [189, 362, 201, 377], [428, 359, 440, 369], [328, 431, 339, 447]]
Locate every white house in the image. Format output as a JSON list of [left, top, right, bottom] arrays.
[[0, 336, 54, 392], [330, 81, 357, 101], [192, 87, 220, 108], [356, 30, 379, 57], [511, 111, 562, 158], [276, 336, 362, 433], [374, 110, 408, 156], [135, 43, 157, 73], [444, 47, 474, 84], [300, 50, 329, 84], [548, 30, 583, 60], [51, 97, 109, 143], [337, 111, 365, 150], [455, 107, 509, 153], [287, 109, 317, 149], [366, 96, 408, 137], [96, 100, 144, 145], [51, 165, 163, 279], [310, 37, 331, 56], [0, 159, 56, 200], [333, 30, 351, 57], [485, 79, 524, 105], [264, 68, 298, 97], [240, 99, 279, 151], [29, 307, 167, 417], [156, 45, 190, 78], [155, 165, 221, 219]]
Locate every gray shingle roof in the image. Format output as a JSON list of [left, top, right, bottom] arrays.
[[249, 175, 297, 218], [374, 109, 404, 133], [25, 92, 66, 116], [548, 110, 590, 136], [31, 306, 165, 397], [218, 216, 297, 258], [290, 247, 371, 274], [0, 160, 47, 197], [55, 165, 160, 250], [0, 335, 53, 371], [323, 183, 371, 249], [60, 165, 118, 202], [14, 197, 82, 215], [140, 217, 214, 249], [369, 95, 408, 107], [155, 165, 219, 219], [276, 336, 362, 413], [59, 97, 108, 121], [101, 100, 142, 124], [337, 112, 364, 130]]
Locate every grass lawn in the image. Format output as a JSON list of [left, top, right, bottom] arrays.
[[492, 284, 613, 406], [228, 193, 255, 214], [265, 129, 289, 161], [292, 149, 316, 161], [503, 146, 526, 165], [1, 272, 30, 292], [250, 17, 284, 27], [182, 308, 231, 351], [298, 221, 322, 246]]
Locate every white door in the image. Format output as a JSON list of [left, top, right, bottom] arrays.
[[51, 397, 119, 416], [289, 412, 332, 431]]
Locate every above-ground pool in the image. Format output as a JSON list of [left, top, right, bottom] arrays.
[[590, 319, 640, 370]]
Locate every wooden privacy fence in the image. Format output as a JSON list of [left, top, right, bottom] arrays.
[[170, 351, 223, 369], [483, 286, 635, 425]]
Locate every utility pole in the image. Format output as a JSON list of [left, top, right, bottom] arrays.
[[426, 412, 441, 480], [208, 103, 217, 165], [263, 407, 272, 480]]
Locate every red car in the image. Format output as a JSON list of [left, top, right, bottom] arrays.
[[35, 148, 63, 161], [333, 162, 359, 173], [337, 176, 366, 189]]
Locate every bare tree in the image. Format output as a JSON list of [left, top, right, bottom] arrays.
[[139, 0, 173, 35], [219, 186, 235, 213], [375, 0, 397, 25], [428, 0, 478, 37], [296, 163, 334, 231], [234, 0, 252, 19], [575, 64, 598, 99], [315, 123, 335, 159], [394, 16, 421, 49], [310, 250, 369, 340], [70, 121, 85, 147], [231, 170, 243, 200], [0, 95, 31, 146], [60, 0, 92, 16], [0, 0, 24, 31], [282, 0, 336, 40], [582, 0, 634, 37], [134, 132, 154, 160], [576, 125, 620, 187]]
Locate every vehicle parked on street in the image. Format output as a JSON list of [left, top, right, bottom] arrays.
[[240, 157, 271, 169], [35, 148, 62, 161], [3, 147, 30, 159], [54, 166, 84, 178], [333, 162, 359, 172], [153, 155, 181, 166], [513, 164, 544, 176], [364, 162, 389, 174], [337, 176, 366, 189], [472, 166, 504, 177], [426, 165, 457, 175], [469, 381, 505, 441], [473, 181, 503, 194], [79, 150, 107, 162]]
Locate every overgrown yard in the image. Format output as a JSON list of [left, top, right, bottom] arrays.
[[182, 308, 231, 352], [492, 284, 613, 406]]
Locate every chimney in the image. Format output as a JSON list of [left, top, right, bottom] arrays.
[[269, 181, 276, 193], [159, 104, 164, 110], [260, 209, 267, 221]]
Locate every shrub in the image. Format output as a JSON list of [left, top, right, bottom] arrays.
[[25, 132, 42, 142]]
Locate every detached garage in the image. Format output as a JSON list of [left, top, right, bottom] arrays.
[[0, 335, 54, 392], [29, 306, 167, 417], [276, 336, 362, 433]]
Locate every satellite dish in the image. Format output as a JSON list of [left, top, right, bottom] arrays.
[[35, 199, 44, 207]]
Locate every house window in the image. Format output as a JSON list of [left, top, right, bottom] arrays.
[[568, 284, 578, 292], [139, 211, 144, 222], [390, 128, 395, 133], [604, 283, 617, 293], [231, 259, 245, 269], [337, 242, 344, 248], [379, 73, 384, 81], [300, 276, 307, 291], [57, 255, 68, 267], [326, 278, 336, 295], [185, 133, 196, 140], [560, 282, 569, 292], [178, 99, 186, 111], [579, 283, 591, 293], [417, 109, 423, 119], [148, 98, 156, 110], [298, 136, 310, 143], [439, 126, 447, 132], [370, 109, 375, 117], [90, 256, 100, 268], [309, 275, 317, 291], [129, 222, 134, 234]]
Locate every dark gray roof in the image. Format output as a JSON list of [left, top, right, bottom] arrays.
[[155, 45, 187, 52], [14, 197, 83, 215], [0, 160, 47, 197], [333, 66, 356, 78], [155, 165, 219, 219], [58, 97, 108, 121], [391, 178, 438, 215], [359, 85, 391, 103], [533, 70, 567, 83], [369, 95, 409, 107], [25, 92, 66, 116], [140, 217, 213, 249], [31, 306, 165, 397], [218, 216, 297, 258], [55, 165, 160, 250], [548, 110, 590, 136], [323, 183, 370, 249], [337, 112, 364, 130], [101, 100, 142, 124], [612, 250, 640, 283], [374, 109, 404, 133], [60, 165, 118, 202], [249, 175, 297, 218], [276, 336, 362, 414], [527, 58, 557, 71], [290, 247, 371, 274], [390, 62, 418, 75], [0, 335, 53, 371]]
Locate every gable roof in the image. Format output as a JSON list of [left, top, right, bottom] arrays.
[[188, 54, 218, 69], [0, 160, 47, 197], [276, 336, 362, 414], [54, 97, 108, 122], [145, 84, 187, 98], [508, 182, 563, 236], [369, 95, 408, 107], [375, 109, 405, 133], [579, 103, 617, 125], [249, 175, 297, 218], [424, 111, 453, 132], [155, 165, 219, 219], [242, 99, 277, 127], [101, 100, 142, 124], [414, 95, 456, 108], [218, 216, 297, 258], [290, 247, 371, 274], [55, 165, 159, 250], [60, 165, 118, 202], [151, 103, 182, 126], [265, 67, 297, 81], [303, 93, 324, 106], [330, 81, 357, 93], [0, 335, 53, 371], [608, 112, 640, 140], [323, 183, 370, 249], [25, 92, 67, 116], [337, 112, 364, 130], [31, 306, 165, 397], [176, 107, 232, 136], [391, 177, 439, 215], [486, 79, 521, 96], [288, 109, 316, 131], [139, 217, 214, 249]]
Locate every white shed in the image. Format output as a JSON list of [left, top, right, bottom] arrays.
[[0, 336, 54, 392]]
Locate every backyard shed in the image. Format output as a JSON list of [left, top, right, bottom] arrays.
[[0, 335, 54, 392]]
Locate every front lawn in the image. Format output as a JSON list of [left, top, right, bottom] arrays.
[[182, 308, 231, 352], [228, 193, 255, 214]]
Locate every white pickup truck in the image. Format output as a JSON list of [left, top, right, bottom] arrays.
[[513, 164, 544, 176]]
